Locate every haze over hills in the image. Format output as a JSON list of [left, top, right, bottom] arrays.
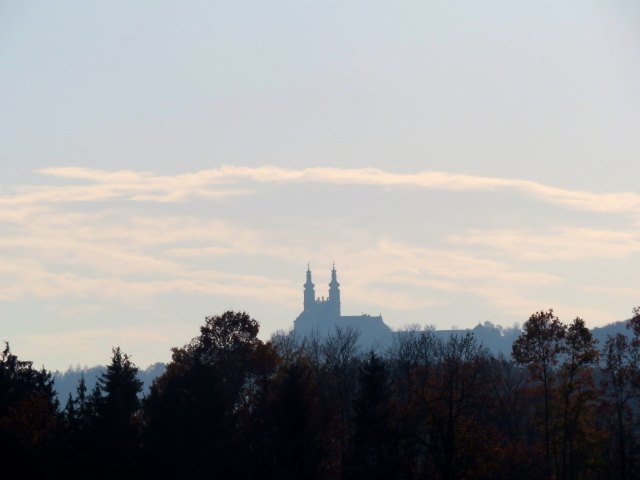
[[51, 261, 636, 401], [51, 317, 633, 402], [46, 262, 640, 401]]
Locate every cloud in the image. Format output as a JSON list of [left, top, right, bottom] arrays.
[[320, 239, 562, 317], [371, 239, 561, 285], [0, 257, 298, 305], [0, 196, 561, 319], [1, 164, 636, 337], [164, 246, 234, 257], [5, 165, 636, 215], [36, 167, 154, 183], [448, 227, 640, 260], [0, 206, 303, 305]]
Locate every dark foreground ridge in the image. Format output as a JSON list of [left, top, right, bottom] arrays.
[[3, 308, 640, 479]]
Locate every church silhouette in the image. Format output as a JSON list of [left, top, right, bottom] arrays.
[[293, 264, 393, 348]]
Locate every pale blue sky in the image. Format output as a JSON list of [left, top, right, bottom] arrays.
[[1, 1, 640, 370]]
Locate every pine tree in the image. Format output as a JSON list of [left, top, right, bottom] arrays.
[[89, 347, 143, 478]]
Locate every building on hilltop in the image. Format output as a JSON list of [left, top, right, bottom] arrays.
[[293, 264, 393, 349]]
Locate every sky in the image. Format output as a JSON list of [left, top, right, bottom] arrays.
[[1, 0, 640, 371]]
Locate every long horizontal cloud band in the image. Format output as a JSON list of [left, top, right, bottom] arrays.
[[12, 165, 639, 215]]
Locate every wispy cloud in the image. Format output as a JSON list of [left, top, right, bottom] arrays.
[[321, 239, 562, 316], [0, 165, 636, 340], [7, 165, 638, 215], [0, 198, 560, 317], [0, 256, 298, 305], [448, 227, 640, 260]]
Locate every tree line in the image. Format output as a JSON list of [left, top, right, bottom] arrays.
[[2, 308, 640, 479]]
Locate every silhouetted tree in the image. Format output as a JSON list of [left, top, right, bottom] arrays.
[[260, 356, 328, 480], [64, 375, 88, 428], [601, 333, 637, 480], [319, 326, 361, 474], [485, 355, 544, 479], [429, 333, 491, 480], [387, 327, 437, 402], [233, 340, 280, 480], [0, 343, 59, 477], [144, 311, 269, 479], [598, 306, 640, 480], [98, 347, 142, 424], [513, 309, 566, 479], [61, 375, 93, 475], [345, 351, 396, 480], [83, 347, 144, 478], [557, 317, 599, 480]]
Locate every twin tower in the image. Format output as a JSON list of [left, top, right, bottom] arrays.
[[303, 264, 341, 318], [294, 263, 392, 347]]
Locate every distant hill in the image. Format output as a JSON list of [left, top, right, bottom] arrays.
[[591, 320, 630, 345], [51, 320, 633, 401], [426, 319, 633, 358], [53, 362, 166, 404], [429, 322, 522, 358]]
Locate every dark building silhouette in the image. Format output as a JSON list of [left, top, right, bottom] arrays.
[[293, 264, 392, 348]]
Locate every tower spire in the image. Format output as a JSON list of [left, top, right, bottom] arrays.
[[303, 263, 315, 312], [328, 262, 341, 317]]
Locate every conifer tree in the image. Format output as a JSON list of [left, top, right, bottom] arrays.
[[90, 347, 143, 478]]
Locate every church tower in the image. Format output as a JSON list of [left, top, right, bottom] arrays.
[[327, 262, 341, 317], [293, 263, 391, 348], [303, 264, 316, 312]]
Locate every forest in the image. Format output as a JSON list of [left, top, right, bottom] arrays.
[[2, 308, 640, 480]]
